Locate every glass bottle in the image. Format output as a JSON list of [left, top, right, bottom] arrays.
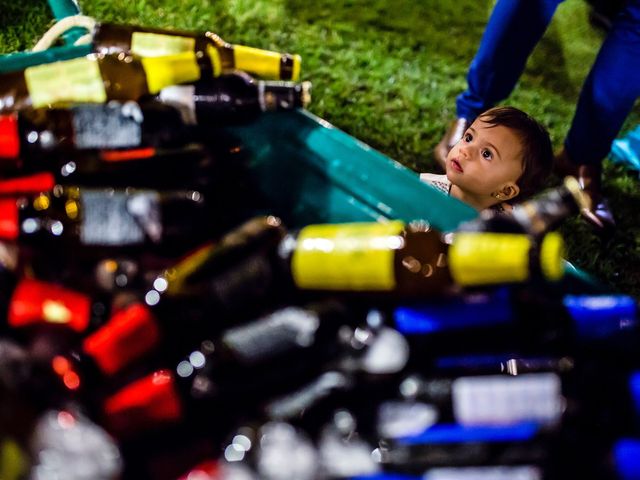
[[0, 51, 202, 112], [397, 371, 566, 428], [457, 176, 590, 237], [157, 72, 311, 126], [99, 300, 353, 437], [278, 220, 565, 299], [92, 22, 302, 81], [0, 101, 193, 161], [393, 287, 639, 359], [0, 185, 214, 254], [161, 217, 566, 307]]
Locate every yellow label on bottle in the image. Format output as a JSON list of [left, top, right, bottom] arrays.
[[206, 44, 222, 76], [234, 44, 300, 81], [131, 32, 196, 57], [141, 52, 201, 94], [25, 57, 107, 108], [448, 232, 532, 286], [291, 221, 405, 291]]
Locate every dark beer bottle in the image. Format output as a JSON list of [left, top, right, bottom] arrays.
[[394, 288, 639, 359], [0, 101, 193, 161], [92, 22, 302, 81], [156, 72, 311, 126], [397, 371, 565, 428], [162, 217, 566, 310], [0, 51, 202, 112], [0, 185, 213, 253], [278, 221, 565, 299], [458, 176, 590, 237], [99, 301, 352, 437]]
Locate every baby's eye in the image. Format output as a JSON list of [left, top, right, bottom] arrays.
[[482, 149, 493, 160], [464, 133, 473, 142]]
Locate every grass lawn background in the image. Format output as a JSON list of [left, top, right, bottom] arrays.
[[1, 0, 639, 297]]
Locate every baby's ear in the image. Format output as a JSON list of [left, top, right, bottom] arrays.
[[501, 183, 520, 201]]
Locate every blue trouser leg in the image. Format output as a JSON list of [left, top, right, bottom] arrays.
[[564, 0, 640, 166], [456, 0, 564, 121]]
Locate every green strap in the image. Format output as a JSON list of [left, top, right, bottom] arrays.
[[48, 0, 85, 45], [0, 44, 91, 74]]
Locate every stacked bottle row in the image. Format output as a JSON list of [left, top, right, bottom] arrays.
[[0, 171, 638, 479], [0, 20, 638, 480]]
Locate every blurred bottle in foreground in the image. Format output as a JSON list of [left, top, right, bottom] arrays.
[[457, 176, 590, 237], [164, 217, 566, 310]]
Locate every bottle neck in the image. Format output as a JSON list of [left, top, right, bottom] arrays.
[[258, 80, 311, 111], [512, 176, 589, 236]]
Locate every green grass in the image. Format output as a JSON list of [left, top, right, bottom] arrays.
[[2, 0, 639, 297]]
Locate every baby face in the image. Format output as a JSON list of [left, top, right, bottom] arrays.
[[445, 118, 524, 199]]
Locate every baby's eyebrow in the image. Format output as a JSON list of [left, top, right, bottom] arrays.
[[471, 127, 502, 161]]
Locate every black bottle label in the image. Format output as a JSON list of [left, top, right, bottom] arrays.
[[71, 104, 142, 149], [79, 191, 160, 245], [221, 306, 320, 366]]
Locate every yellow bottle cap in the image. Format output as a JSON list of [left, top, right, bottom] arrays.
[[141, 52, 201, 94], [449, 232, 532, 286], [233, 44, 302, 81], [290, 54, 302, 82], [540, 232, 565, 282]]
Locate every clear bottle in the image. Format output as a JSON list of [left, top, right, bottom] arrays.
[[92, 22, 302, 81]]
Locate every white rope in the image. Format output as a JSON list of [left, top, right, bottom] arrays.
[[32, 15, 97, 51]]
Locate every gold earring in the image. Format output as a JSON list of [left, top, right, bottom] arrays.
[[494, 193, 502, 199]]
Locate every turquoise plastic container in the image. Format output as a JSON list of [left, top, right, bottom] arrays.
[[0, 0, 605, 294], [225, 110, 476, 232]]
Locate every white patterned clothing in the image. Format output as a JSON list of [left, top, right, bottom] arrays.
[[418, 172, 512, 213]]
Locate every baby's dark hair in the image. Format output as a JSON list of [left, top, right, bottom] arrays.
[[479, 106, 553, 200]]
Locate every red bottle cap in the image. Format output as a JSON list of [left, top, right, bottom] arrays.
[[83, 302, 161, 376], [0, 114, 20, 158], [0, 173, 55, 196], [103, 369, 183, 435], [177, 460, 220, 480], [8, 278, 92, 332], [0, 198, 18, 240]]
